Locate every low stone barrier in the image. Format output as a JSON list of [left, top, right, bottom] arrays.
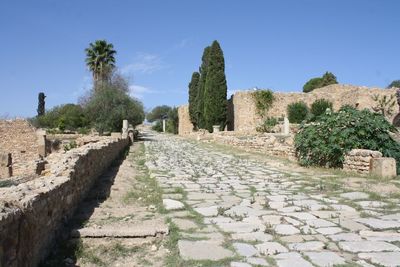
[[0, 136, 129, 267], [343, 149, 397, 178]]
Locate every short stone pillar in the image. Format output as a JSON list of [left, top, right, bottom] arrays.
[[36, 130, 47, 158], [0, 152, 12, 178], [370, 157, 397, 179], [162, 119, 166, 133], [212, 125, 220, 133], [122, 120, 128, 138], [282, 117, 290, 135]]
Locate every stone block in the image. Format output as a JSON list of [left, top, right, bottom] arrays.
[[370, 157, 397, 179], [0, 153, 12, 167], [111, 132, 122, 138]]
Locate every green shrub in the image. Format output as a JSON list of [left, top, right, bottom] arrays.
[[303, 72, 338, 93], [295, 106, 400, 172], [152, 121, 163, 132], [256, 117, 278, 133], [252, 90, 275, 117], [287, 101, 309, 123], [63, 141, 77, 152], [310, 99, 333, 119], [166, 107, 179, 134]]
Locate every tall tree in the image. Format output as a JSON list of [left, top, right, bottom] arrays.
[[85, 40, 116, 89], [196, 46, 211, 129], [203, 40, 228, 132], [188, 72, 200, 129], [37, 92, 46, 116]]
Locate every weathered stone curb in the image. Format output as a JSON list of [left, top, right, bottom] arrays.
[[0, 137, 129, 267]]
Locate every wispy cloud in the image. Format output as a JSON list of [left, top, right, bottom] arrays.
[[121, 52, 167, 75], [174, 38, 190, 49], [129, 84, 156, 99]]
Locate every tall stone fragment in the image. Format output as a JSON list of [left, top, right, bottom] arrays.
[[370, 157, 397, 179]]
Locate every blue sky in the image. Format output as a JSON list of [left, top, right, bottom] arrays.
[[0, 0, 399, 117]]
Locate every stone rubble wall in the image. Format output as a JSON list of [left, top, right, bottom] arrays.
[[343, 149, 383, 174], [0, 136, 129, 267], [178, 105, 192, 136], [232, 84, 398, 133], [0, 119, 41, 177], [186, 131, 296, 160]]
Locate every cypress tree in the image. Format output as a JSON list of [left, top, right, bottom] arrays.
[[37, 92, 46, 116], [188, 72, 200, 129], [203, 40, 227, 132], [196, 46, 211, 129]]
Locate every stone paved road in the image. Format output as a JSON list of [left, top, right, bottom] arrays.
[[145, 131, 400, 267]]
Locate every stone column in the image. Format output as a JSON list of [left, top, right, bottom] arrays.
[[213, 125, 220, 133], [162, 119, 166, 133], [36, 130, 47, 158], [122, 120, 128, 138], [0, 152, 12, 178], [283, 117, 290, 135]]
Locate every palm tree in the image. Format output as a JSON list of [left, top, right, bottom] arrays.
[[85, 40, 116, 89]]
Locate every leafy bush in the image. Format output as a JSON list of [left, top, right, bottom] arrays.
[[256, 117, 278, 133], [287, 101, 309, 123], [310, 99, 333, 119], [252, 90, 275, 117], [295, 106, 400, 171], [303, 72, 338, 93], [146, 105, 172, 122], [387, 80, 400, 88], [63, 141, 77, 152], [152, 121, 163, 132], [85, 87, 144, 133], [166, 107, 179, 134]]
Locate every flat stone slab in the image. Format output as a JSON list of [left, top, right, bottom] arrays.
[[233, 242, 258, 257], [340, 191, 369, 200], [288, 241, 325, 251], [338, 241, 400, 253], [178, 240, 234, 260], [284, 212, 317, 221], [231, 232, 273, 242], [171, 218, 198, 230], [163, 199, 185, 210], [255, 242, 288, 255], [355, 218, 400, 230], [306, 218, 336, 228], [359, 230, 400, 242], [217, 221, 264, 233], [274, 252, 313, 267], [328, 233, 363, 242], [230, 262, 251, 267], [246, 257, 269, 266], [358, 252, 400, 267], [194, 205, 219, 217], [315, 227, 343, 235], [274, 224, 300, 235], [303, 252, 346, 267]]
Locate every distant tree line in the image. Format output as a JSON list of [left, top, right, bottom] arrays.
[[188, 40, 228, 132], [146, 105, 179, 134], [33, 40, 145, 133]]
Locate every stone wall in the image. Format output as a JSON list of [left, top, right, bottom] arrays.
[[233, 84, 398, 133], [0, 119, 42, 177], [343, 149, 383, 174], [0, 136, 129, 267], [178, 105, 192, 136]]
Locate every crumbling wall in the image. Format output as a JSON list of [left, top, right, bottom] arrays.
[[233, 84, 398, 133], [0, 137, 129, 267], [0, 119, 42, 177], [178, 105, 193, 136]]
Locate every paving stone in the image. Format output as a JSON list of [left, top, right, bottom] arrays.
[[273, 252, 313, 267], [339, 219, 369, 231], [274, 224, 300, 235], [306, 218, 336, 228], [315, 227, 343, 235], [230, 262, 251, 267], [217, 221, 265, 233], [359, 230, 400, 242], [288, 241, 325, 251], [340, 192, 369, 200], [355, 218, 400, 230], [233, 242, 258, 257], [163, 199, 185, 210], [338, 241, 400, 253], [171, 218, 198, 230], [255, 242, 288, 255], [358, 252, 400, 267], [178, 240, 234, 260], [194, 205, 219, 217], [261, 215, 283, 225], [303, 251, 346, 267], [246, 257, 269, 266], [328, 233, 363, 241], [285, 212, 317, 221], [231, 232, 273, 242]]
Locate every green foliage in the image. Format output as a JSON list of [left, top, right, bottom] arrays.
[[152, 121, 163, 132], [303, 72, 338, 93], [371, 94, 396, 117], [166, 107, 179, 134], [203, 40, 228, 132], [387, 80, 400, 88], [196, 46, 211, 129], [256, 117, 278, 133], [188, 72, 200, 129], [63, 141, 77, 152], [85, 87, 144, 133], [310, 98, 333, 119], [37, 92, 46, 116], [35, 104, 89, 131], [295, 107, 400, 172], [146, 105, 171, 122], [252, 90, 275, 118], [287, 101, 309, 123]]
